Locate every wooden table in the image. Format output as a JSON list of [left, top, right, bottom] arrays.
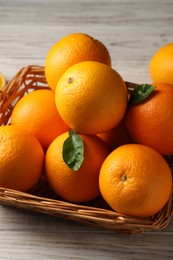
[[1, 0, 173, 259]]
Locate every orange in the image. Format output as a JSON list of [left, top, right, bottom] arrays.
[[99, 144, 172, 217], [0, 125, 44, 192], [45, 132, 110, 203], [45, 32, 111, 91], [97, 118, 132, 150], [150, 43, 173, 84], [125, 82, 173, 155], [0, 72, 6, 90], [55, 61, 128, 135], [11, 89, 70, 150]]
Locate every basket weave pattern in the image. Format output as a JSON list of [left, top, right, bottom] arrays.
[[0, 65, 172, 234]]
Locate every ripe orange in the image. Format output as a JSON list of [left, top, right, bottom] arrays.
[[45, 32, 111, 91], [0, 125, 44, 192], [55, 61, 128, 135], [45, 132, 110, 203], [99, 144, 172, 217], [11, 89, 70, 150], [0, 72, 6, 90], [150, 43, 173, 84], [97, 119, 132, 150], [125, 82, 173, 155]]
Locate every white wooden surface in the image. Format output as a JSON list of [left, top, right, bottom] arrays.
[[1, 0, 173, 259]]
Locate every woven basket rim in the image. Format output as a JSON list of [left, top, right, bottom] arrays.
[[0, 65, 172, 234]]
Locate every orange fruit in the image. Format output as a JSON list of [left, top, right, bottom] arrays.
[[11, 89, 70, 150], [55, 61, 128, 135], [97, 118, 132, 150], [125, 82, 173, 155], [45, 132, 110, 203], [150, 43, 173, 84], [0, 125, 44, 192], [0, 72, 6, 90], [99, 144, 172, 217], [45, 32, 111, 91]]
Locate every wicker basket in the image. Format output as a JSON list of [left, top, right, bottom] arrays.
[[0, 65, 172, 234]]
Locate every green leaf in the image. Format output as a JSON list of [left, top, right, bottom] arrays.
[[128, 84, 156, 104], [62, 129, 84, 171]]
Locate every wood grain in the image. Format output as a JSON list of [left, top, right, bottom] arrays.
[[1, 0, 173, 259]]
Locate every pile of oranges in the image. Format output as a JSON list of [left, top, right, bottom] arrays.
[[0, 33, 173, 218]]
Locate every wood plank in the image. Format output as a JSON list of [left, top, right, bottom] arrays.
[[0, 205, 173, 260], [0, 24, 173, 83], [0, 0, 173, 27]]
